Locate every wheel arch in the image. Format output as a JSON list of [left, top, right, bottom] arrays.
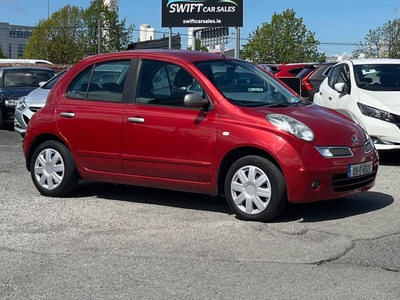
[[216, 146, 284, 197], [26, 134, 72, 172]]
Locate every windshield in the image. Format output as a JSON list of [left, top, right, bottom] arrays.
[[354, 64, 400, 91], [42, 69, 67, 89], [194, 60, 303, 107], [3, 69, 57, 89]]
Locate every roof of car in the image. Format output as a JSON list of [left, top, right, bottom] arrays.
[[82, 49, 237, 63], [0, 66, 56, 71], [343, 59, 400, 65]]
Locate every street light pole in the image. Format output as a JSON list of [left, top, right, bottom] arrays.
[[47, 0, 49, 19], [394, 6, 400, 19]]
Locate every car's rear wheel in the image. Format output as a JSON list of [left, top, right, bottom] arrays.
[[30, 140, 79, 197], [224, 155, 287, 222]]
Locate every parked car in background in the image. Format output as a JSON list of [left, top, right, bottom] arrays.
[[314, 59, 400, 150], [0, 59, 53, 65], [256, 64, 274, 75], [14, 69, 67, 136], [296, 62, 335, 101], [271, 63, 316, 96], [23, 50, 378, 222], [271, 63, 313, 77], [0, 66, 57, 126]]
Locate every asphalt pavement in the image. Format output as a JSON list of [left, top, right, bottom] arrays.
[[1, 122, 399, 299]]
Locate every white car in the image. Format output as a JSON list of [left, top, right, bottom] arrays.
[[14, 69, 66, 136], [313, 59, 400, 150]]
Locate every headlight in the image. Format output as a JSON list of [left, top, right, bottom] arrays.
[[16, 96, 27, 111], [357, 102, 397, 123], [4, 99, 18, 107], [266, 114, 315, 141]]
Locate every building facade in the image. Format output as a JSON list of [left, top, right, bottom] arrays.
[[0, 22, 34, 59]]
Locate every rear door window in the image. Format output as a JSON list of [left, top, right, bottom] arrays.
[[66, 60, 130, 103]]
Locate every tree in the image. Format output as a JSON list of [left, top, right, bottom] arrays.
[[23, 5, 86, 64], [23, 1, 134, 64], [241, 9, 325, 64], [187, 38, 209, 52], [0, 44, 6, 58], [82, 0, 134, 55], [353, 20, 400, 59]]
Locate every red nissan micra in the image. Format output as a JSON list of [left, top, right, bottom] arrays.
[[23, 50, 379, 222]]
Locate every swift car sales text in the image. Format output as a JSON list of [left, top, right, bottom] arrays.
[[168, 4, 236, 13]]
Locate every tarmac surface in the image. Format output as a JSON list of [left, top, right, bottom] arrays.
[[1, 121, 399, 299]]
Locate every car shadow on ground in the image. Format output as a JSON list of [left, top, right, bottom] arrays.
[[377, 150, 400, 166], [70, 181, 393, 223], [72, 181, 232, 215], [274, 191, 394, 223], [0, 120, 14, 131]]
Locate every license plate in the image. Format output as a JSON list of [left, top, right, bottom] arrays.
[[347, 161, 373, 177]]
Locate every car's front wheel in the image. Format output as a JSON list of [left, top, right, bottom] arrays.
[[224, 155, 287, 222], [30, 140, 79, 197]]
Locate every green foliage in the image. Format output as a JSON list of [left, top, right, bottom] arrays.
[[24, 5, 86, 64], [23, 0, 134, 64], [187, 38, 209, 52], [353, 19, 400, 59], [241, 9, 325, 64], [0, 44, 6, 58], [82, 0, 134, 55]]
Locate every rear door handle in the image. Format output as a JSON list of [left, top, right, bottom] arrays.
[[127, 117, 145, 123], [60, 112, 75, 118]]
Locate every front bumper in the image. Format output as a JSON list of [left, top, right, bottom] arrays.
[[277, 138, 379, 203], [14, 104, 39, 135]]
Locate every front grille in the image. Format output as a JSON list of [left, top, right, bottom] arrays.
[[329, 147, 353, 157], [23, 115, 30, 126], [29, 106, 43, 113], [332, 166, 377, 192], [315, 146, 353, 157]]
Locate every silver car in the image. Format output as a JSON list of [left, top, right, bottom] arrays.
[[14, 70, 66, 136]]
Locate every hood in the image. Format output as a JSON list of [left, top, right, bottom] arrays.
[[24, 87, 51, 106], [356, 89, 400, 113], [0, 87, 37, 99], [246, 104, 367, 147]]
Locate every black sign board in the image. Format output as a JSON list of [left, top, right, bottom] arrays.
[[127, 34, 181, 50], [162, 0, 243, 28]]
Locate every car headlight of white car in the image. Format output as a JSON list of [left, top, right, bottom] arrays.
[[357, 102, 397, 123], [266, 114, 315, 142], [16, 96, 27, 111]]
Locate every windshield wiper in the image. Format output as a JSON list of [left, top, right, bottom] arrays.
[[264, 102, 300, 107]]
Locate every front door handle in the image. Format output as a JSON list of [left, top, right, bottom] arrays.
[[60, 112, 76, 118], [127, 117, 145, 123]]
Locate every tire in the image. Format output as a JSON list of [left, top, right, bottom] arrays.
[[0, 111, 3, 128], [224, 155, 287, 222], [30, 140, 79, 197]]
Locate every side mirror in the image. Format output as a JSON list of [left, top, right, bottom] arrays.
[[334, 82, 346, 93], [184, 93, 209, 108], [38, 81, 46, 87]]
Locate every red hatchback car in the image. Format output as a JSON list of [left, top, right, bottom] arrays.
[[23, 50, 379, 222]]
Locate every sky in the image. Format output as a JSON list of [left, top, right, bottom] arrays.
[[1, 0, 400, 58]]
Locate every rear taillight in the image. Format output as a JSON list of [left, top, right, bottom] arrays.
[[301, 79, 314, 91], [301, 71, 315, 91]]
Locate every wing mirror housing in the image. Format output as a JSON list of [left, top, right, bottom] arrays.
[[184, 93, 209, 108], [334, 82, 346, 93]]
